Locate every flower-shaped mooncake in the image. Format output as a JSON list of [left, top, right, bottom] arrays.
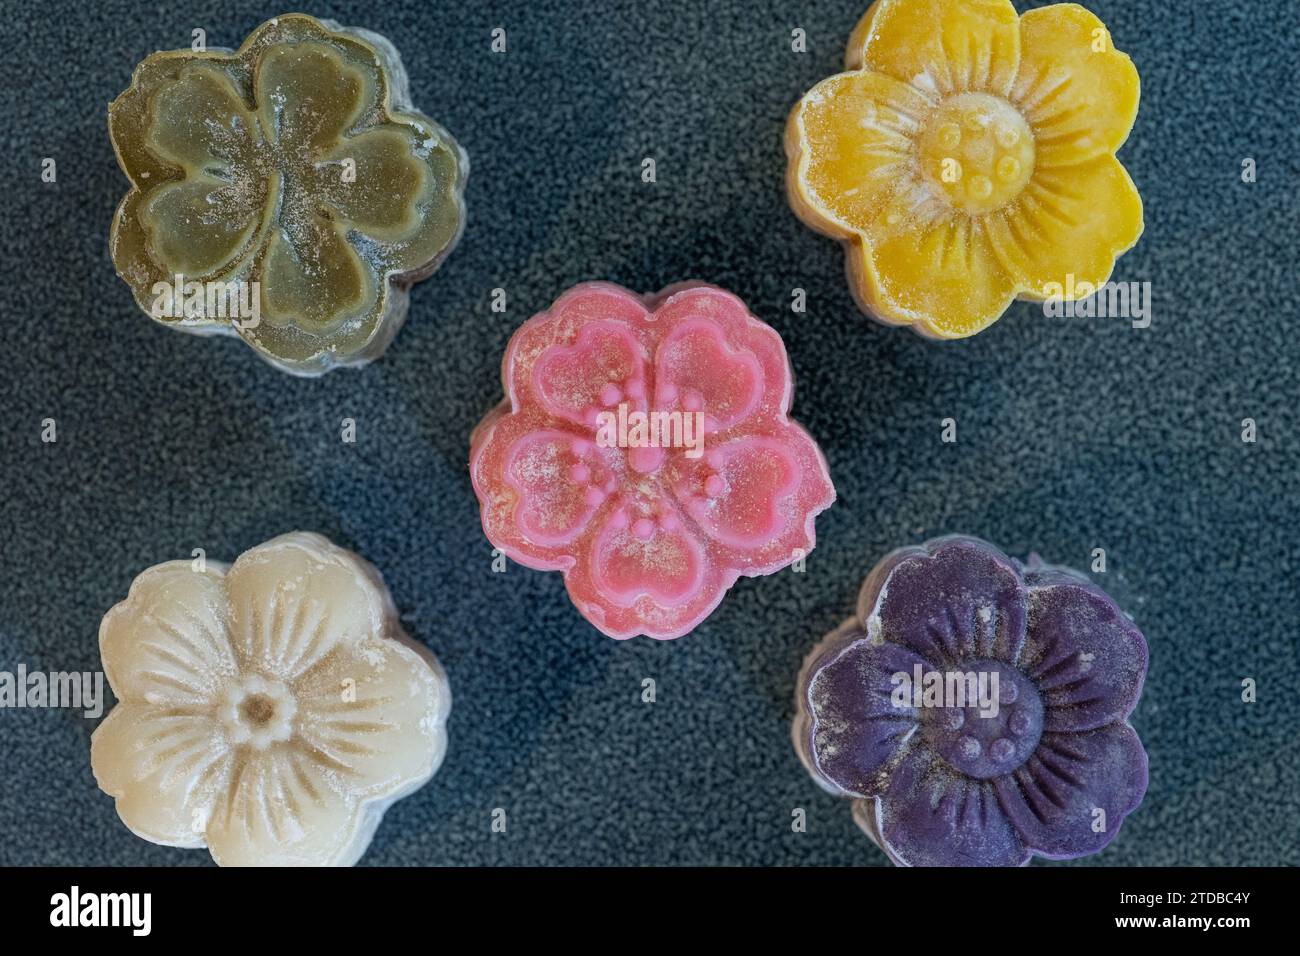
[[787, 0, 1142, 338], [109, 14, 467, 374], [471, 282, 836, 640], [91, 532, 450, 866], [795, 536, 1148, 865]]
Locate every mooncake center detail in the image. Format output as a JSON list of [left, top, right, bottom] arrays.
[[240, 693, 276, 724], [220, 675, 297, 749], [920, 658, 1043, 780], [916, 93, 1035, 215]]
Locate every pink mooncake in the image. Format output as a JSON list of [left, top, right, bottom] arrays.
[[470, 281, 836, 639]]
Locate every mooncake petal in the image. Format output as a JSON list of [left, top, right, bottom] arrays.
[[91, 704, 230, 847], [204, 748, 362, 866], [787, 70, 934, 237], [255, 42, 370, 153], [293, 637, 449, 800], [145, 63, 257, 172], [258, 212, 377, 332], [472, 407, 593, 572], [1012, 4, 1140, 168], [531, 319, 652, 429], [670, 437, 797, 549], [849, 0, 1021, 97], [99, 561, 237, 708], [666, 426, 833, 573], [587, 508, 707, 609], [858, 537, 1028, 666], [993, 723, 1148, 859], [140, 175, 262, 278], [801, 632, 929, 796], [873, 744, 1029, 866], [1023, 579, 1148, 733], [501, 429, 612, 549], [562, 506, 729, 640], [984, 154, 1143, 300], [649, 283, 798, 428], [851, 195, 1018, 338], [499, 283, 653, 412], [316, 127, 430, 242], [224, 533, 387, 682], [652, 317, 764, 434]]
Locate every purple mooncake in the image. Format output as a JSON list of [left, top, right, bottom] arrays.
[[795, 535, 1149, 866]]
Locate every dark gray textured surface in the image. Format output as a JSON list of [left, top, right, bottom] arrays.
[[1, 0, 1297, 866]]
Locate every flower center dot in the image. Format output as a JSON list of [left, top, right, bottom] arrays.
[[239, 693, 276, 726], [917, 93, 1035, 214], [920, 659, 1043, 780], [221, 676, 296, 750]]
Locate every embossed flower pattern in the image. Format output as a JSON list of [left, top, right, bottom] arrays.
[[787, 0, 1143, 337], [796, 536, 1148, 866], [91, 533, 450, 866], [109, 14, 467, 373], [471, 282, 836, 640]]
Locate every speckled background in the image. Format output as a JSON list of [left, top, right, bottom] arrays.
[[1, 0, 1297, 866]]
